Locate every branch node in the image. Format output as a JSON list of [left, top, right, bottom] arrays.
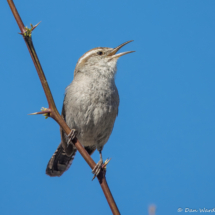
[[28, 107, 51, 119], [18, 21, 41, 37]]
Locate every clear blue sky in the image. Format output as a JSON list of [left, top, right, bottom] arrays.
[[1, 0, 215, 214]]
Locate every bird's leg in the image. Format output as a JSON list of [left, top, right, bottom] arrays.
[[92, 150, 103, 180], [67, 129, 78, 145]]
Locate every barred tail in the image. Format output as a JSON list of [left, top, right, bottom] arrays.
[[46, 143, 76, 177]]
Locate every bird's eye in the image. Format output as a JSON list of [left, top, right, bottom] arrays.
[[97, 51, 103, 55]]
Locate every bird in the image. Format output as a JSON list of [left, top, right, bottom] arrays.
[[46, 40, 134, 177]]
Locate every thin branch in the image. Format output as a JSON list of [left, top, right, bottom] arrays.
[[7, 1, 120, 214]]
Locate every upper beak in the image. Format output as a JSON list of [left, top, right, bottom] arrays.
[[107, 40, 135, 59]]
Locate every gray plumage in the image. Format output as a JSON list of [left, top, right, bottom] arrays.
[[46, 41, 133, 177]]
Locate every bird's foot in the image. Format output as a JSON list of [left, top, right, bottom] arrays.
[[92, 158, 111, 180], [92, 159, 103, 180], [67, 129, 78, 145]]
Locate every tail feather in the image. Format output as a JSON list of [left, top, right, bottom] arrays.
[[46, 143, 77, 177]]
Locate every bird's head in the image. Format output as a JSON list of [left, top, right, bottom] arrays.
[[74, 40, 134, 78]]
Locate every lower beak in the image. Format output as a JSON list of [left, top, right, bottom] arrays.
[[107, 40, 135, 59]]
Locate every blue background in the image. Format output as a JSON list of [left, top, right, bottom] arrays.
[[1, 0, 215, 214]]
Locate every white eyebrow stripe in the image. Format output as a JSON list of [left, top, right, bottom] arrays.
[[78, 49, 100, 63]]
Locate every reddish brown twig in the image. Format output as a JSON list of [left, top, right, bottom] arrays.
[[7, 1, 120, 214]]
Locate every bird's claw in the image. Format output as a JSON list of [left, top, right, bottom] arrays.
[[92, 159, 103, 180], [92, 158, 111, 180], [67, 129, 78, 145], [102, 158, 111, 169]]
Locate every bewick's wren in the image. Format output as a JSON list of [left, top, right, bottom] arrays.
[[46, 40, 134, 177]]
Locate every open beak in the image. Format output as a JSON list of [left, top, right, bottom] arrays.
[[107, 40, 135, 59]]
